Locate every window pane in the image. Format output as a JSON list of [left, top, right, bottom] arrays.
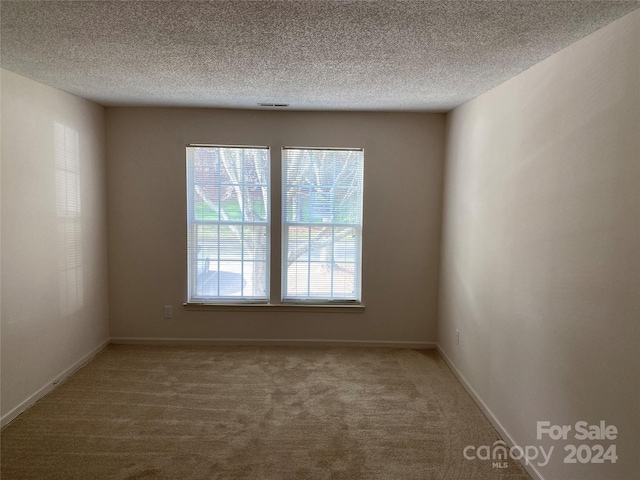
[[286, 261, 310, 297], [187, 146, 269, 302], [285, 226, 310, 263], [282, 148, 364, 302], [244, 186, 268, 222]]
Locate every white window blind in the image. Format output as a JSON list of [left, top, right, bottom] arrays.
[[282, 147, 364, 302], [186, 145, 270, 302]]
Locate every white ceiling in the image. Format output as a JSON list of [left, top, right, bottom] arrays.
[[2, 1, 639, 111]]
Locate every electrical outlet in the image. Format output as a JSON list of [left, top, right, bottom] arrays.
[[163, 305, 173, 319], [456, 329, 460, 346]]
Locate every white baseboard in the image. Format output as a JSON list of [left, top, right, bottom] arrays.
[[436, 344, 544, 480], [110, 337, 437, 349], [1, 339, 110, 429]]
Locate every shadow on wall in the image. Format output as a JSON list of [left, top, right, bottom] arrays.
[[54, 122, 84, 316]]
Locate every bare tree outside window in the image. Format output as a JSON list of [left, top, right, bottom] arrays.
[[186, 145, 363, 303], [187, 146, 269, 301], [283, 148, 364, 301]]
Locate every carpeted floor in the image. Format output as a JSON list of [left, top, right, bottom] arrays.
[[1, 345, 531, 479]]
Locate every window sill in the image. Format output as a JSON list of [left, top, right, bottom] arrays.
[[183, 302, 365, 313]]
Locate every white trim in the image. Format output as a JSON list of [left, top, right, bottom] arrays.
[[283, 146, 363, 152], [110, 337, 436, 349], [187, 144, 270, 150], [436, 344, 545, 480], [183, 302, 364, 312], [1, 339, 110, 429]]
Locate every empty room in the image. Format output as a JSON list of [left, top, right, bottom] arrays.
[[1, 1, 638, 479]]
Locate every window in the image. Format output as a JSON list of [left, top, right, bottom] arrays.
[[282, 148, 364, 303], [186, 145, 270, 302], [186, 145, 364, 305]]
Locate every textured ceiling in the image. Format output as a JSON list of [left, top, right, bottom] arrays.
[[1, 1, 639, 111]]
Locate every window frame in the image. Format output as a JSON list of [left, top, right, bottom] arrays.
[[281, 146, 364, 305], [186, 144, 271, 304], [184, 143, 365, 309]]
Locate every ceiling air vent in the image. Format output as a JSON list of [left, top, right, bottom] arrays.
[[259, 103, 289, 107]]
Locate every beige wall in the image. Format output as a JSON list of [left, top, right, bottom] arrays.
[[1, 69, 110, 421], [439, 10, 640, 480], [106, 108, 445, 343]]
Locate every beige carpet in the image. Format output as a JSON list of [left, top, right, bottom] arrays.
[[1, 345, 531, 479]]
